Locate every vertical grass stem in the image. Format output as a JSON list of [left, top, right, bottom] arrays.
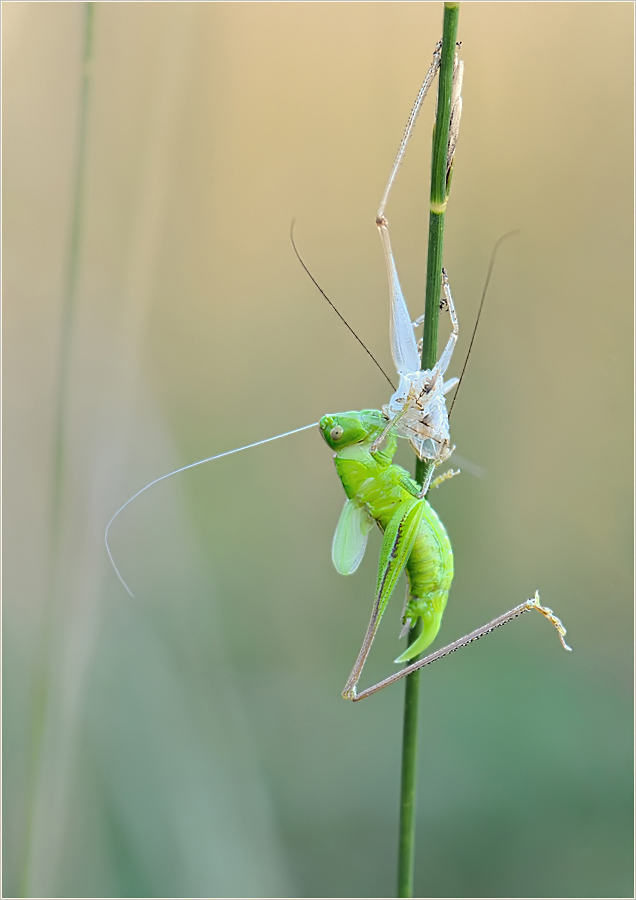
[[397, 4, 460, 897]]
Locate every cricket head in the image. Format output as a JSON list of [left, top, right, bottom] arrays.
[[319, 409, 385, 451]]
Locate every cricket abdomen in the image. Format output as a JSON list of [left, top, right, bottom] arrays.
[[365, 465, 454, 658], [399, 503, 454, 660]]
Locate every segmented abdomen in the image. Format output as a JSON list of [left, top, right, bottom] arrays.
[[404, 504, 453, 650]]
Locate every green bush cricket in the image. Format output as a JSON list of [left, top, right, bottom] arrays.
[[105, 44, 571, 701]]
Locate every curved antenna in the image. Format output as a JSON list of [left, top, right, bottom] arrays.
[[105, 421, 319, 597], [290, 221, 396, 391], [448, 230, 519, 420]]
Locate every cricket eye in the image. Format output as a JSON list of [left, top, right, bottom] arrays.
[[330, 425, 344, 441]]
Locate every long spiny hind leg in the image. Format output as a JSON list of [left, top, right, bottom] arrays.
[[341, 595, 383, 700], [342, 499, 426, 699], [351, 592, 572, 701]]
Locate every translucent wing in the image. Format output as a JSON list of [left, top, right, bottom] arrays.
[[332, 499, 375, 575]]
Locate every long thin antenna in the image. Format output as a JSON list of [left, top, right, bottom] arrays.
[[448, 230, 519, 420], [290, 221, 396, 391], [105, 421, 318, 597]]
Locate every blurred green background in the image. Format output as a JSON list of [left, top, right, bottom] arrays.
[[3, 3, 633, 898]]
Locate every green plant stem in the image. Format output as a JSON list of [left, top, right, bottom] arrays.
[[397, 4, 460, 898], [18, 5, 94, 896], [397, 618, 423, 897], [416, 1, 460, 489]]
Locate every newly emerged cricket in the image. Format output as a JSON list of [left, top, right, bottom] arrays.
[[320, 409, 455, 699], [105, 43, 571, 702]]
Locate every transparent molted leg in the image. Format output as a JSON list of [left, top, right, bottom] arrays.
[[371, 44, 462, 490], [375, 47, 442, 387], [429, 467, 460, 490], [526, 591, 572, 651], [435, 269, 458, 378]]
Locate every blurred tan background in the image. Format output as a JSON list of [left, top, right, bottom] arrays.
[[3, 3, 633, 897]]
